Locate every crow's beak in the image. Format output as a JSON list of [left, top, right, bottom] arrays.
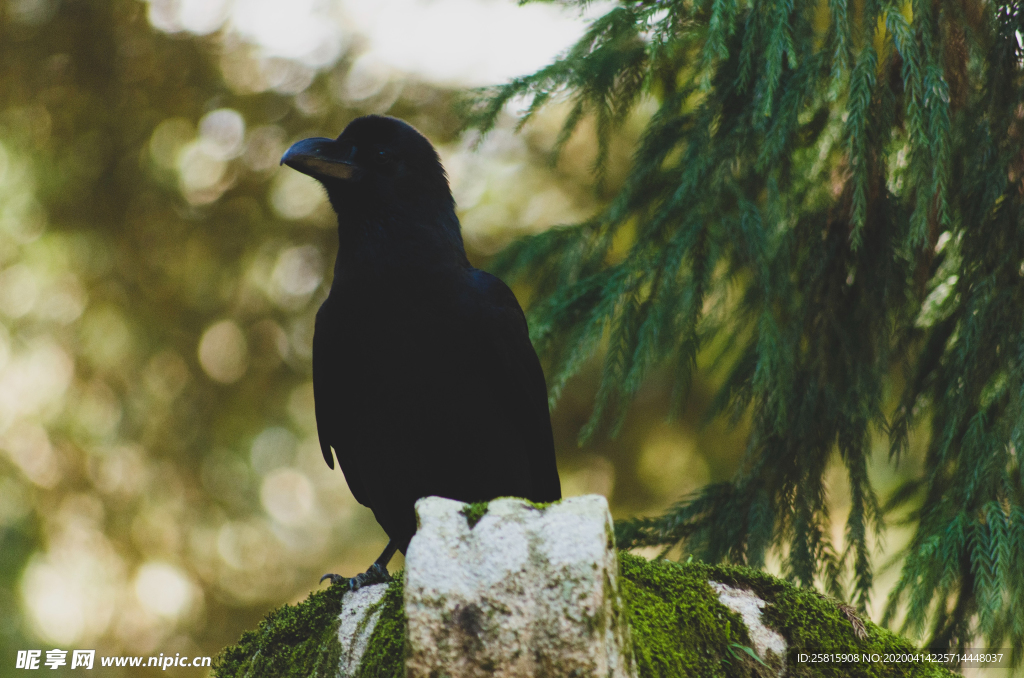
[[280, 138, 363, 181]]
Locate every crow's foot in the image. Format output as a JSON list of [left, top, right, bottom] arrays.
[[320, 539, 396, 591], [318, 563, 390, 591], [347, 562, 391, 591], [319, 573, 349, 587]]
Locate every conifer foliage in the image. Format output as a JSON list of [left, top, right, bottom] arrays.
[[466, 0, 1024, 659]]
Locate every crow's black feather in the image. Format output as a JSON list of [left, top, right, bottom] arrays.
[[284, 115, 561, 570]]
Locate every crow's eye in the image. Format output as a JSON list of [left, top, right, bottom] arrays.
[[374, 149, 395, 166]]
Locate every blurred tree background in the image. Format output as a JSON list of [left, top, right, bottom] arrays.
[[0, 0, 970, 674]]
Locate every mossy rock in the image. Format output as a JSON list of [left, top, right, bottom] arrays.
[[618, 553, 955, 678], [212, 576, 405, 678], [213, 553, 955, 678]]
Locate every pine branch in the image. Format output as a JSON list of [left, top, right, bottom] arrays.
[[467, 0, 1024, 660]]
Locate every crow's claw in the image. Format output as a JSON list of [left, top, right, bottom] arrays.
[[319, 573, 349, 586], [320, 540, 396, 591], [348, 562, 391, 591]]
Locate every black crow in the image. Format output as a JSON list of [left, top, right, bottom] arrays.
[[280, 115, 561, 590]]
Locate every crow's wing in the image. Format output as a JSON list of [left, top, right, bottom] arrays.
[[312, 300, 371, 507], [469, 269, 562, 502]]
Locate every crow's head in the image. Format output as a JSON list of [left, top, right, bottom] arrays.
[[280, 115, 455, 221]]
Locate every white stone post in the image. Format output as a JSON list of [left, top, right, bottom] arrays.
[[402, 495, 636, 678]]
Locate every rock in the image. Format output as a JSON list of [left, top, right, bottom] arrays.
[[336, 583, 389, 677], [403, 495, 636, 678], [708, 580, 787, 675], [213, 502, 956, 678]]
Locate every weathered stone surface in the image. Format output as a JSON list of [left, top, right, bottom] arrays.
[[708, 580, 787, 675], [403, 495, 636, 678], [214, 531, 951, 678], [337, 582, 389, 677]]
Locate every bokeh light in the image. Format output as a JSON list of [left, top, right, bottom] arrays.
[[134, 562, 197, 620], [270, 171, 327, 220], [261, 468, 316, 527], [198, 320, 249, 384]]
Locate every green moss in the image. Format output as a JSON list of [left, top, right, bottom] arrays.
[[354, 573, 406, 678], [619, 551, 956, 678], [618, 551, 762, 678], [212, 581, 347, 678], [460, 497, 556, 529], [460, 502, 490, 528], [694, 560, 956, 678], [214, 575, 408, 678], [518, 497, 557, 510]]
